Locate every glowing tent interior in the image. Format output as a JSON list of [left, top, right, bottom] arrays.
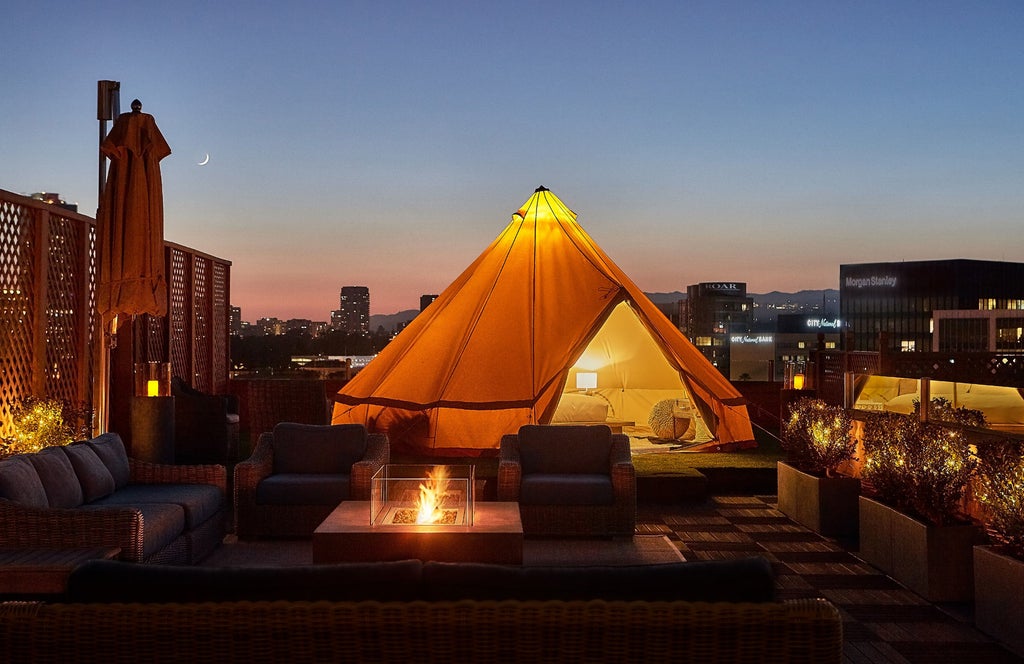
[[331, 187, 755, 456]]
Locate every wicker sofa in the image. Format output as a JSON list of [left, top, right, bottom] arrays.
[[498, 424, 636, 536], [0, 433, 226, 564], [0, 556, 843, 663], [234, 423, 389, 538]]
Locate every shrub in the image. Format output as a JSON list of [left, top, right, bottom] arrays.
[[861, 411, 976, 526], [912, 396, 987, 428], [782, 398, 855, 476], [0, 397, 92, 458], [976, 440, 1024, 559]]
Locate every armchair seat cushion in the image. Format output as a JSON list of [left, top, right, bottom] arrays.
[[520, 473, 614, 506], [92, 484, 223, 529], [272, 423, 367, 474], [256, 473, 351, 506]]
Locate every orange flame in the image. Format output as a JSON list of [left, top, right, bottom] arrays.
[[415, 466, 449, 524]]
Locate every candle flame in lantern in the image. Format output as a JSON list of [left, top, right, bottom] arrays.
[[415, 466, 449, 524]]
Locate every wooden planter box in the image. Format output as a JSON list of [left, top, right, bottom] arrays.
[[777, 462, 860, 539], [974, 545, 1024, 657], [858, 495, 980, 602]]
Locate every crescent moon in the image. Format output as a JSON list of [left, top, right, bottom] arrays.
[[198, 153, 210, 166]]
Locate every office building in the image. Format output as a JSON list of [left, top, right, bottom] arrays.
[[337, 286, 370, 335], [420, 294, 439, 312], [683, 282, 754, 376], [840, 260, 1024, 352], [773, 313, 842, 381]]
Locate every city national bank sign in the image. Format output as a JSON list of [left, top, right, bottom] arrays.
[[806, 318, 841, 330], [730, 334, 774, 345]]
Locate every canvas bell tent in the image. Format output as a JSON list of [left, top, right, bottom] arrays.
[[331, 187, 754, 456]]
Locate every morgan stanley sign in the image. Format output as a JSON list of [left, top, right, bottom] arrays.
[[844, 275, 898, 289]]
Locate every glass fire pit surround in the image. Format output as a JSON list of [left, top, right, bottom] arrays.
[[370, 464, 474, 527]]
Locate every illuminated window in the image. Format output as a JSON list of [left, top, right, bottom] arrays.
[[980, 299, 1024, 310], [797, 341, 806, 349], [825, 341, 836, 349], [900, 340, 916, 352], [696, 336, 712, 347]]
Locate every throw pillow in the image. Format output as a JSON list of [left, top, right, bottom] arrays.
[[0, 455, 49, 508], [64, 443, 117, 502], [272, 423, 367, 474], [518, 425, 612, 475], [87, 433, 132, 488], [28, 446, 84, 508]]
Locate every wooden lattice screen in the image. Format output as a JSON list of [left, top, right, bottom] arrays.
[[0, 189, 230, 439]]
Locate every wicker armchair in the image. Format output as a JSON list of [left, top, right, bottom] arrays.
[[498, 425, 636, 536], [234, 423, 389, 538], [171, 377, 240, 466]]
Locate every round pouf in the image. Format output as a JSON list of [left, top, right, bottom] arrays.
[[649, 399, 682, 439]]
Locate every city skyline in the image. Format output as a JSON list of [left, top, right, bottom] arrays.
[[237, 282, 841, 330], [4, 3, 1022, 320]]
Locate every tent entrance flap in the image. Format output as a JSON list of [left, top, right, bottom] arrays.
[[554, 301, 700, 427]]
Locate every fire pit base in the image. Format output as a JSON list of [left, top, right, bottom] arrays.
[[313, 501, 523, 564]]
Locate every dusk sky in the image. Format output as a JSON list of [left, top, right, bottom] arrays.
[[4, 2, 1022, 320]]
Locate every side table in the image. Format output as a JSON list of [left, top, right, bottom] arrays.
[[0, 547, 121, 596]]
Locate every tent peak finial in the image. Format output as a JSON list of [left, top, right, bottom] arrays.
[[535, 185, 549, 192]]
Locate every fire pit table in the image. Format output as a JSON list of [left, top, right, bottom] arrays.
[[313, 501, 523, 564], [313, 464, 523, 564]]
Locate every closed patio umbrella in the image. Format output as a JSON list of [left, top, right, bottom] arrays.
[[95, 98, 170, 434], [97, 98, 170, 326]]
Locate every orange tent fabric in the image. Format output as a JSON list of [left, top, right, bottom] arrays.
[[97, 107, 171, 323], [332, 187, 754, 456]]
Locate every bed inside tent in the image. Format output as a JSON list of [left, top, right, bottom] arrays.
[[549, 301, 716, 453]]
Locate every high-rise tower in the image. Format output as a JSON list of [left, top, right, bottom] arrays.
[[337, 286, 370, 335]]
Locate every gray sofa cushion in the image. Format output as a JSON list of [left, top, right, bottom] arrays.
[[87, 433, 131, 488], [256, 473, 351, 506], [82, 502, 185, 559], [28, 446, 84, 508], [67, 559, 425, 603], [272, 423, 367, 474], [0, 455, 49, 508], [63, 443, 116, 502], [65, 557, 776, 604], [92, 484, 222, 529], [421, 557, 777, 602], [518, 425, 612, 475]]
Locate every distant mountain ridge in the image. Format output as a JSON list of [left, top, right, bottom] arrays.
[[646, 289, 839, 307], [370, 289, 840, 331]]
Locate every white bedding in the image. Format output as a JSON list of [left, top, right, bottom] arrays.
[[551, 392, 609, 423]]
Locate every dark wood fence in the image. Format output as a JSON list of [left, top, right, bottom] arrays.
[[0, 188, 230, 439]]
